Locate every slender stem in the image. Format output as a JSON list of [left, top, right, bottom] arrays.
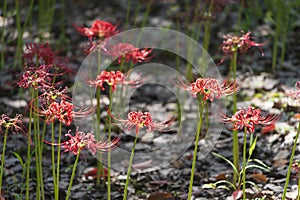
[[65, 150, 81, 200], [123, 132, 139, 200], [33, 89, 41, 200], [242, 128, 247, 200], [26, 89, 34, 200], [124, 0, 132, 30], [51, 122, 57, 200], [96, 86, 104, 187], [282, 122, 300, 200], [298, 173, 300, 198], [187, 98, 205, 200], [236, 0, 244, 31], [0, 128, 9, 192], [55, 122, 62, 200], [0, 0, 7, 70], [232, 50, 239, 185], [107, 86, 113, 200]]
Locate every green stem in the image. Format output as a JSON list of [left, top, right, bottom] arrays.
[[107, 86, 113, 200], [232, 50, 239, 185], [123, 132, 139, 200], [242, 128, 247, 200], [236, 0, 244, 31], [124, 0, 132, 30], [26, 89, 34, 200], [33, 89, 41, 200], [298, 173, 300, 198], [0, 128, 9, 192], [0, 0, 7, 70], [272, 26, 279, 72], [187, 98, 205, 200], [282, 122, 300, 200], [96, 86, 104, 187], [55, 122, 62, 200], [51, 123, 57, 200], [65, 150, 81, 200]]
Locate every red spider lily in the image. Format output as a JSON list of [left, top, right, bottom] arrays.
[[287, 81, 300, 99], [23, 42, 55, 66], [17, 65, 65, 89], [177, 77, 238, 101], [23, 43, 72, 73], [61, 128, 120, 155], [107, 43, 153, 64], [218, 31, 267, 64], [36, 100, 94, 126], [221, 106, 280, 134], [109, 110, 173, 135], [87, 70, 142, 91], [0, 114, 27, 134], [38, 87, 70, 105], [292, 160, 300, 177], [74, 20, 118, 40]]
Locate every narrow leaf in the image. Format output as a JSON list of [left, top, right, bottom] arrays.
[[212, 152, 239, 176]]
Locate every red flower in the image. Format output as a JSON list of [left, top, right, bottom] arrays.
[[23, 43, 72, 73], [109, 111, 172, 135], [17, 65, 54, 89], [74, 20, 118, 40], [17, 64, 68, 89], [177, 77, 238, 101], [38, 87, 70, 105], [219, 31, 267, 63], [62, 128, 120, 155], [39, 100, 74, 126], [0, 114, 26, 134], [221, 106, 280, 134], [292, 160, 300, 176], [287, 81, 300, 99], [107, 43, 153, 64], [23, 43, 55, 66], [87, 70, 142, 91]]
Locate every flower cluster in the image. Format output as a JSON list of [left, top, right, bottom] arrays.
[[88, 70, 142, 91], [219, 31, 267, 63], [0, 114, 26, 134], [109, 111, 172, 134], [62, 128, 120, 155], [221, 106, 280, 134], [178, 77, 238, 101], [107, 43, 153, 64], [287, 81, 300, 100]]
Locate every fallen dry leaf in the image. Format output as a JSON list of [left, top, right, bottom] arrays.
[[252, 173, 268, 183], [147, 191, 172, 200]]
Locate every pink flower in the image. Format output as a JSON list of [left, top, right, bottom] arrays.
[[0, 114, 26, 134], [87, 70, 142, 91], [74, 20, 118, 40], [107, 43, 153, 64], [109, 111, 172, 135], [287, 81, 300, 99], [62, 128, 120, 155], [219, 31, 267, 63], [177, 77, 238, 101], [221, 106, 280, 134]]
